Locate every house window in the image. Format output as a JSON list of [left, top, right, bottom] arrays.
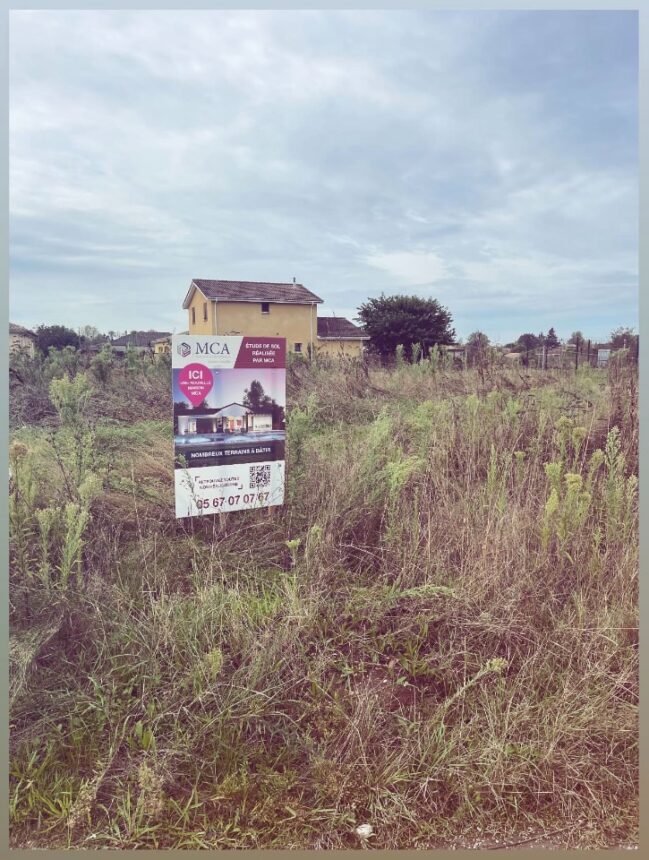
[[203, 302, 208, 321], [191, 307, 196, 325], [261, 302, 270, 314], [294, 342, 302, 353]]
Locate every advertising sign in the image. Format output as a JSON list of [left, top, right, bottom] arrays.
[[172, 335, 286, 517]]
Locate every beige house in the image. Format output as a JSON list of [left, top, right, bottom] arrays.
[[183, 279, 323, 356], [316, 317, 369, 357], [10, 323, 36, 356]]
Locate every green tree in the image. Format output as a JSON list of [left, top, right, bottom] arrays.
[[90, 345, 114, 383], [34, 324, 80, 354], [356, 294, 455, 360], [610, 327, 637, 350], [466, 331, 490, 365], [568, 331, 584, 347], [243, 380, 285, 429], [545, 328, 560, 349], [516, 333, 541, 352], [78, 325, 103, 342], [243, 379, 270, 411]]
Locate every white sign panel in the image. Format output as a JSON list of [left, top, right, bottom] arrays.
[[172, 335, 286, 518]]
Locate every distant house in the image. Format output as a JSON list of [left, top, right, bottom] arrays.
[[183, 279, 323, 355], [10, 323, 36, 356], [176, 402, 274, 435], [316, 317, 370, 357], [110, 330, 171, 355], [152, 334, 171, 356], [79, 336, 110, 354]]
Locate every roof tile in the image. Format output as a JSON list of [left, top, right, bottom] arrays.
[[317, 317, 369, 339], [192, 279, 323, 305]]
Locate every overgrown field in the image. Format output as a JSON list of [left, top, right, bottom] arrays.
[[9, 350, 638, 849]]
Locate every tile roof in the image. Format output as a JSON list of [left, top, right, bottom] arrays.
[[10, 323, 35, 337], [188, 279, 323, 306], [317, 317, 369, 339], [111, 330, 171, 347]]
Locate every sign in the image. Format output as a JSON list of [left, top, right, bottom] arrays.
[[172, 335, 286, 517]]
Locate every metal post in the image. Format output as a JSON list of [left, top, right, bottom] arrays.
[[587, 339, 591, 366]]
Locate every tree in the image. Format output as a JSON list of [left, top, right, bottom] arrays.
[[466, 331, 490, 365], [34, 324, 80, 353], [243, 379, 271, 411], [545, 328, 559, 349], [516, 333, 541, 352], [243, 380, 285, 430], [610, 327, 637, 350], [78, 325, 102, 341], [568, 331, 584, 347], [356, 294, 455, 360]]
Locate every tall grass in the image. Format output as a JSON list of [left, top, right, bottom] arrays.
[[9, 353, 638, 849]]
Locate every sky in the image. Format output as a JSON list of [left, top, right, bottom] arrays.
[[173, 368, 286, 410], [9, 9, 638, 344]]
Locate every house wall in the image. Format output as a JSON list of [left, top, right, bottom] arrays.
[[10, 334, 36, 356], [187, 289, 217, 335], [316, 338, 367, 358], [214, 301, 317, 353], [154, 341, 170, 355]]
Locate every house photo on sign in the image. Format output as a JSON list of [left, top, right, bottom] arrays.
[[172, 335, 286, 517]]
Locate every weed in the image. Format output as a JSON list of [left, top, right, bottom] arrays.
[[9, 357, 638, 850]]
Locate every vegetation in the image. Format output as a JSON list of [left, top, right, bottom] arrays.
[[465, 330, 490, 366], [544, 327, 559, 348], [243, 379, 285, 428], [568, 331, 585, 347], [356, 294, 455, 360], [507, 333, 541, 353], [610, 327, 638, 352], [34, 324, 80, 354], [9, 346, 638, 849]]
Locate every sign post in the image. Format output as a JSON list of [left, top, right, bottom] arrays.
[[172, 335, 286, 518]]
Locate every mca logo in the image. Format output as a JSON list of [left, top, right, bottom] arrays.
[[177, 342, 192, 358]]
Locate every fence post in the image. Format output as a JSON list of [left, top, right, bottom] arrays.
[[575, 343, 579, 371], [587, 339, 591, 366]]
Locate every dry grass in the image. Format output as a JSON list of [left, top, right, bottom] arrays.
[[8, 353, 638, 849]]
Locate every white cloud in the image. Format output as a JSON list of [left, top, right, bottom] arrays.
[[8, 9, 637, 340], [364, 251, 448, 286]]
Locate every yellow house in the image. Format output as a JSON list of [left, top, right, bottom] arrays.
[[152, 335, 172, 356], [316, 317, 369, 357], [183, 279, 323, 355]]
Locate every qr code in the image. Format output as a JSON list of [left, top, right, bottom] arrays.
[[249, 464, 271, 489]]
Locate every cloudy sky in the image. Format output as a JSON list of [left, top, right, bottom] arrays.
[[10, 10, 637, 343]]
